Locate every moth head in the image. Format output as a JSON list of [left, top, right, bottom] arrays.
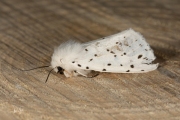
[[57, 66, 64, 74], [50, 44, 66, 73], [51, 57, 65, 74]]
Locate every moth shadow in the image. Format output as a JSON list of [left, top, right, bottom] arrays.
[[152, 46, 178, 65]]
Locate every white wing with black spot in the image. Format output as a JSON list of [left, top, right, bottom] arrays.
[[71, 29, 158, 73]]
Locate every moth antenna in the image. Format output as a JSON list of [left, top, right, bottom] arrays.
[[21, 65, 56, 83], [22, 65, 50, 71], [21, 65, 53, 83], [45, 67, 56, 83]]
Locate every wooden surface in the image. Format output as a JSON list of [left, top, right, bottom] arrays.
[[0, 0, 180, 120]]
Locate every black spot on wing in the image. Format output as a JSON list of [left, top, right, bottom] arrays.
[[86, 66, 89, 69], [89, 59, 93, 62], [130, 65, 134, 68], [138, 55, 143, 59], [107, 63, 111, 66], [102, 69, 106, 71], [78, 64, 81, 67], [110, 51, 115, 54], [126, 70, 130, 72]]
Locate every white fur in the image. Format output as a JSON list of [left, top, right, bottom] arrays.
[[51, 29, 158, 77]]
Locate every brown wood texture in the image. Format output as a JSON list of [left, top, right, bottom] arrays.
[[0, 0, 180, 120]]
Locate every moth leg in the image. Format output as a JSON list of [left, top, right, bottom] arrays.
[[73, 70, 80, 76], [76, 71, 88, 77], [64, 70, 73, 77], [76, 70, 99, 78]]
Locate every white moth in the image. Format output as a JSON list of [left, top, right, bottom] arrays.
[[51, 28, 158, 77]]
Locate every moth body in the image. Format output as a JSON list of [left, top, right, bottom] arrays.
[[51, 29, 158, 77]]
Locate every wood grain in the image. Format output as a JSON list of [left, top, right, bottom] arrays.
[[0, 0, 180, 120]]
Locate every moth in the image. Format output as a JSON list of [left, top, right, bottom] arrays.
[[51, 29, 158, 78]]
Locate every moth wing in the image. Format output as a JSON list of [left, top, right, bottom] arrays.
[[72, 29, 158, 73]]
